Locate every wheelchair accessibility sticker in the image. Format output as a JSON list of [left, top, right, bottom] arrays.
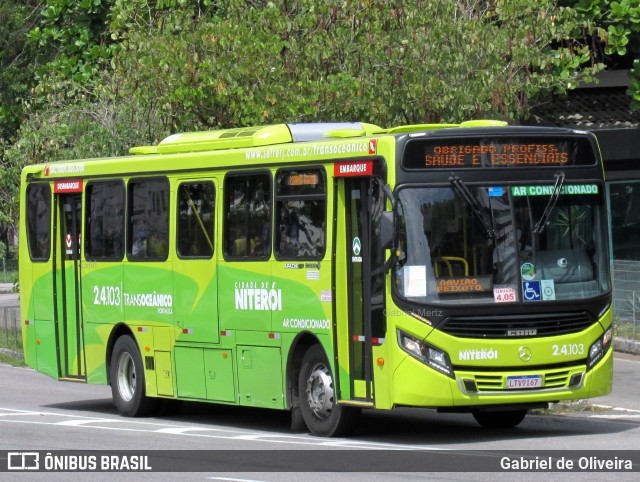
[[522, 281, 541, 301]]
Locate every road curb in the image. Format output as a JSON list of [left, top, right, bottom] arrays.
[[0, 283, 16, 294], [0, 347, 24, 361], [614, 337, 640, 356]]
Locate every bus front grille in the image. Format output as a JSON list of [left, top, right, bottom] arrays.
[[469, 369, 573, 392], [440, 311, 595, 339]]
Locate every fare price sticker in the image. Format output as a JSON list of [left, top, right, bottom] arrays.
[[494, 286, 516, 303]]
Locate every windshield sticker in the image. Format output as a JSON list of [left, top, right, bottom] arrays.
[[488, 186, 503, 197], [403, 266, 427, 297], [436, 276, 492, 293], [511, 184, 598, 196], [494, 286, 517, 303], [520, 262, 536, 281], [541, 279, 556, 300], [522, 281, 542, 301]]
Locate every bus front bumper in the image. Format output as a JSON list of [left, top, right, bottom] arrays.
[[392, 345, 613, 409]]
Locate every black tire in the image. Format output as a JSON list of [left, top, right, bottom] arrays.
[[110, 335, 158, 417], [472, 409, 528, 429], [298, 344, 360, 437]]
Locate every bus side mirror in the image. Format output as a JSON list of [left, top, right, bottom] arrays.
[[381, 211, 394, 250]]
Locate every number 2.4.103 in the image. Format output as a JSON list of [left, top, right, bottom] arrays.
[[552, 343, 584, 356]]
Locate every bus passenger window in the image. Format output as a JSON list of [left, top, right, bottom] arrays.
[[127, 178, 169, 261], [177, 182, 215, 258], [275, 168, 326, 260], [86, 181, 125, 260], [224, 173, 271, 259], [26, 183, 52, 261]]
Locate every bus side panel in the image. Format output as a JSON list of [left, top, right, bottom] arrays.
[[31, 271, 57, 378], [173, 346, 235, 402], [32, 268, 54, 324], [123, 263, 174, 327], [175, 346, 207, 399], [218, 264, 271, 332], [22, 320, 37, 370], [34, 319, 58, 379], [82, 321, 111, 385], [172, 270, 219, 344], [269, 269, 333, 342], [129, 325, 158, 397], [236, 345, 284, 409], [81, 264, 124, 384], [19, 264, 36, 369]]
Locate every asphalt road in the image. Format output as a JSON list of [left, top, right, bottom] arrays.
[[1, 355, 639, 481], [593, 352, 640, 412]]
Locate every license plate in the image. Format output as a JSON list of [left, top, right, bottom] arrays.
[[506, 375, 542, 389]]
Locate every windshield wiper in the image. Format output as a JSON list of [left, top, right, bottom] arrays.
[[449, 173, 496, 239], [533, 171, 565, 234]]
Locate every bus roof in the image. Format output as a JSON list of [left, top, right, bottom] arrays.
[[130, 120, 509, 155]]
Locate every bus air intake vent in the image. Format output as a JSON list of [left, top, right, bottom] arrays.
[[145, 356, 155, 371], [440, 311, 594, 339], [219, 128, 260, 138]]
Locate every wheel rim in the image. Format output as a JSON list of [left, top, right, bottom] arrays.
[[116, 352, 136, 402], [305, 362, 334, 420]]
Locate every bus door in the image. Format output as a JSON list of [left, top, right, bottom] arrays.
[[53, 186, 86, 380], [336, 175, 386, 403]]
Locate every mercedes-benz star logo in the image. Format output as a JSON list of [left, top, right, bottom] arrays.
[[518, 346, 532, 362]]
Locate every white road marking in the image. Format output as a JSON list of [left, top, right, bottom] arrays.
[[0, 406, 444, 451], [615, 356, 640, 364], [154, 427, 232, 435], [586, 414, 640, 419], [0, 411, 42, 417], [56, 419, 120, 426], [208, 478, 268, 482], [591, 405, 640, 414]]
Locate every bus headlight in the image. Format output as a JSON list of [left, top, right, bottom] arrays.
[[397, 330, 454, 379], [587, 327, 613, 370]]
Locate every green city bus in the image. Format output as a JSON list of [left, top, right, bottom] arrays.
[[19, 121, 613, 436]]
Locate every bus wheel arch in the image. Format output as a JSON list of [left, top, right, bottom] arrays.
[[107, 325, 158, 417], [296, 343, 360, 437], [286, 332, 319, 418], [105, 323, 135, 386]]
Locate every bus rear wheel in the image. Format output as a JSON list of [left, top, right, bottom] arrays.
[[110, 335, 158, 417], [298, 344, 360, 437], [472, 409, 528, 429]]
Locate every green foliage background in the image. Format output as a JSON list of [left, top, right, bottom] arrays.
[[0, 0, 639, 230]]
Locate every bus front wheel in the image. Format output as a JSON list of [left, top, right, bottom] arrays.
[[472, 409, 528, 429], [298, 344, 360, 437], [110, 335, 158, 417]]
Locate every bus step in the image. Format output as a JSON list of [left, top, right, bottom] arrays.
[[339, 400, 374, 407], [59, 377, 87, 383]]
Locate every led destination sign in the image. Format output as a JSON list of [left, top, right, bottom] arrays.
[[402, 137, 597, 169]]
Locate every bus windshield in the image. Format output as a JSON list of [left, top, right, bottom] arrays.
[[395, 182, 610, 304]]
